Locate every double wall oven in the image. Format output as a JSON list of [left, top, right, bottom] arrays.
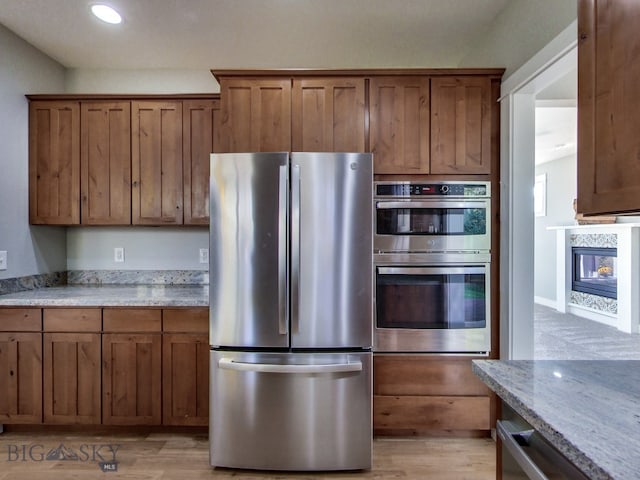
[[374, 181, 491, 354]]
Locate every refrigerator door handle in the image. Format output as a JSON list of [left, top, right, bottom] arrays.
[[218, 357, 363, 374], [291, 163, 301, 334], [278, 164, 288, 335]]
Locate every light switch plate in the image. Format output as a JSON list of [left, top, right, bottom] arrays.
[[0, 251, 6, 270], [114, 247, 125, 263]]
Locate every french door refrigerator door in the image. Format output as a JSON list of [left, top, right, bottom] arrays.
[[209, 152, 290, 349], [290, 152, 373, 349], [210, 350, 372, 470]]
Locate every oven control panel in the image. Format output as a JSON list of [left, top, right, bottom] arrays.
[[375, 182, 489, 198]]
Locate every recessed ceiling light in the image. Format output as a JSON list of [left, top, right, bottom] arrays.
[[91, 4, 122, 24]]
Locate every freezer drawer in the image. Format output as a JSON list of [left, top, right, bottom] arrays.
[[210, 351, 372, 471]]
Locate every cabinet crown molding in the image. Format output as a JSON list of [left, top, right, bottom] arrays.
[[210, 68, 505, 82]]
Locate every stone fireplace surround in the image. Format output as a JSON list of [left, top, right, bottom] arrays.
[[549, 224, 640, 334]]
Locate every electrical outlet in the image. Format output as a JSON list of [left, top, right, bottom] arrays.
[[114, 247, 125, 263], [0, 251, 7, 270], [199, 248, 209, 264]]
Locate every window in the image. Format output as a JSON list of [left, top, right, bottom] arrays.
[[534, 173, 547, 217]]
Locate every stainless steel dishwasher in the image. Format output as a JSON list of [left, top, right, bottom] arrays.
[[498, 404, 589, 480]]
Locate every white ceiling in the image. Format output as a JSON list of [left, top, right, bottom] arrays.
[[0, 0, 512, 69]]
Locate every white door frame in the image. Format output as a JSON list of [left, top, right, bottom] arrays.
[[500, 21, 578, 359]]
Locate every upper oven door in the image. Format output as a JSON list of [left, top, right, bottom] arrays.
[[374, 263, 491, 354], [374, 199, 490, 253]]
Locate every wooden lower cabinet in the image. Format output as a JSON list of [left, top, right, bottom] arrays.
[[43, 332, 101, 424], [0, 331, 42, 424], [162, 333, 209, 425], [373, 355, 491, 435], [102, 308, 162, 425], [0, 306, 211, 427], [102, 332, 162, 425], [43, 309, 101, 424], [0, 308, 43, 424], [162, 308, 209, 426]]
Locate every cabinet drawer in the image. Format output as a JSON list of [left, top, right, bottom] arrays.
[[374, 355, 490, 396], [43, 309, 101, 332], [0, 308, 42, 331], [163, 308, 208, 333], [373, 395, 490, 431], [103, 308, 161, 332]]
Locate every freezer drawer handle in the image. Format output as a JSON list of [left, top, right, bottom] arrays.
[[497, 420, 549, 480], [218, 358, 363, 374]]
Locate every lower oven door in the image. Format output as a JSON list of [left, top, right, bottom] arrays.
[[374, 264, 490, 354]]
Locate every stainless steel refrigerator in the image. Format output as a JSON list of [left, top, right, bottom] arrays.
[[209, 152, 373, 471]]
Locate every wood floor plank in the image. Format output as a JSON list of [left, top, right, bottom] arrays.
[[0, 432, 496, 479]]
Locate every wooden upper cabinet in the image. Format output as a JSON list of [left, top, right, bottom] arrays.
[[183, 99, 221, 225], [577, 0, 640, 214], [219, 78, 291, 152], [81, 102, 131, 225], [132, 101, 184, 225], [29, 101, 80, 224], [430, 76, 492, 174], [292, 77, 365, 152], [369, 76, 430, 174]]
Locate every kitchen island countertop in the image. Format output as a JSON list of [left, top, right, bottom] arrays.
[[473, 360, 640, 480], [0, 284, 209, 307]]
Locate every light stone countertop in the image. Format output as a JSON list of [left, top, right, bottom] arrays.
[[473, 360, 640, 480], [0, 285, 209, 307]]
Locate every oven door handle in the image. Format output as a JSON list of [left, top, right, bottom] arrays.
[[377, 266, 486, 276], [375, 200, 488, 209]]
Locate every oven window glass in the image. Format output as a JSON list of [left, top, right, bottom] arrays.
[[376, 208, 486, 235], [376, 271, 486, 329]]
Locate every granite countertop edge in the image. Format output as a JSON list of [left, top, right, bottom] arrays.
[[472, 360, 615, 480], [0, 285, 209, 308]]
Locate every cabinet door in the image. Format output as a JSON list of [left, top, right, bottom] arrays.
[[132, 101, 183, 225], [430, 76, 492, 174], [43, 332, 101, 424], [578, 0, 640, 214], [162, 308, 209, 426], [183, 99, 221, 225], [0, 332, 42, 423], [292, 77, 365, 152], [369, 77, 430, 174], [219, 78, 291, 152], [29, 101, 80, 224], [102, 333, 162, 425], [81, 101, 131, 225], [162, 333, 209, 426]]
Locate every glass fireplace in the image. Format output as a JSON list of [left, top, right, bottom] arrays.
[[572, 247, 617, 299]]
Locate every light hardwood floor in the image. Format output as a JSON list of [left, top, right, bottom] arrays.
[[0, 431, 496, 479]]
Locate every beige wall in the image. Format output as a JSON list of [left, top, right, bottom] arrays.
[[459, 0, 577, 79], [65, 68, 218, 94], [0, 23, 67, 280]]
